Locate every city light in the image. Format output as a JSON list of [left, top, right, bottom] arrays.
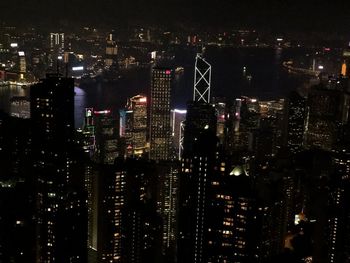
[[94, 110, 111, 114], [174, 109, 187, 114], [72, 66, 84, 71], [1, 7, 350, 263]]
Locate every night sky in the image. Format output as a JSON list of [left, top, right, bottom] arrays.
[[1, 0, 350, 31]]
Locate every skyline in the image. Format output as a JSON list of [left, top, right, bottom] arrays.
[[2, 3, 350, 262]]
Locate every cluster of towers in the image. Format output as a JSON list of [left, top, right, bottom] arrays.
[[2, 51, 350, 263]]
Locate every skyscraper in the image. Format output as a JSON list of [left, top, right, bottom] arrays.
[[30, 74, 87, 263], [149, 68, 172, 161], [304, 82, 349, 151], [193, 54, 211, 103], [120, 95, 148, 158], [105, 33, 118, 69], [286, 91, 306, 154], [170, 109, 187, 160], [93, 109, 119, 164]]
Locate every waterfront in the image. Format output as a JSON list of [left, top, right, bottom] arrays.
[[0, 47, 310, 128]]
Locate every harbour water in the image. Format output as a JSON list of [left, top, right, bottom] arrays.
[[0, 47, 309, 128]]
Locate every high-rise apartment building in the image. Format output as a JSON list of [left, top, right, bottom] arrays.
[[30, 74, 87, 263]]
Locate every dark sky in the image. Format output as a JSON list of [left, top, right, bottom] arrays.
[[2, 0, 350, 31]]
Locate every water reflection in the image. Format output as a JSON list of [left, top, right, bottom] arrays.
[[74, 86, 86, 128], [0, 84, 27, 113]]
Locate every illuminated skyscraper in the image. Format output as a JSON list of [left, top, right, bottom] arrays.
[[105, 34, 118, 69], [120, 95, 148, 157], [49, 33, 64, 68], [93, 110, 119, 164], [286, 91, 306, 154], [81, 108, 96, 157], [170, 109, 187, 159], [193, 54, 211, 103], [149, 68, 172, 161]]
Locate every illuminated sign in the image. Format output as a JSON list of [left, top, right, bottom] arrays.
[[86, 108, 93, 117], [151, 51, 157, 59], [94, 110, 111, 115], [173, 109, 187, 114], [18, 51, 25, 56], [10, 43, 18, 48], [165, 70, 171, 75], [139, 97, 147, 103], [72, 66, 84, 71]]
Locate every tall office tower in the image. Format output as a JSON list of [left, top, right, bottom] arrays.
[[18, 51, 26, 79], [286, 91, 307, 154], [105, 34, 118, 69], [212, 97, 226, 144], [304, 83, 350, 151], [224, 98, 258, 154], [50, 33, 65, 53], [182, 101, 217, 155], [157, 161, 179, 262], [119, 108, 134, 156], [178, 54, 215, 262], [170, 109, 187, 159], [93, 109, 119, 164], [120, 95, 148, 157], [254, 99, 285, 159], [30, 74, 87, 263], [81, 108, 96, 157], [149, 67, 172, 161], [177, 130, 219, 263], [193, 54, 211, 103], [49, 33, 64, 68]]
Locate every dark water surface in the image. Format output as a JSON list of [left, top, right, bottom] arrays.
[[1, 47, 308, 128]]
